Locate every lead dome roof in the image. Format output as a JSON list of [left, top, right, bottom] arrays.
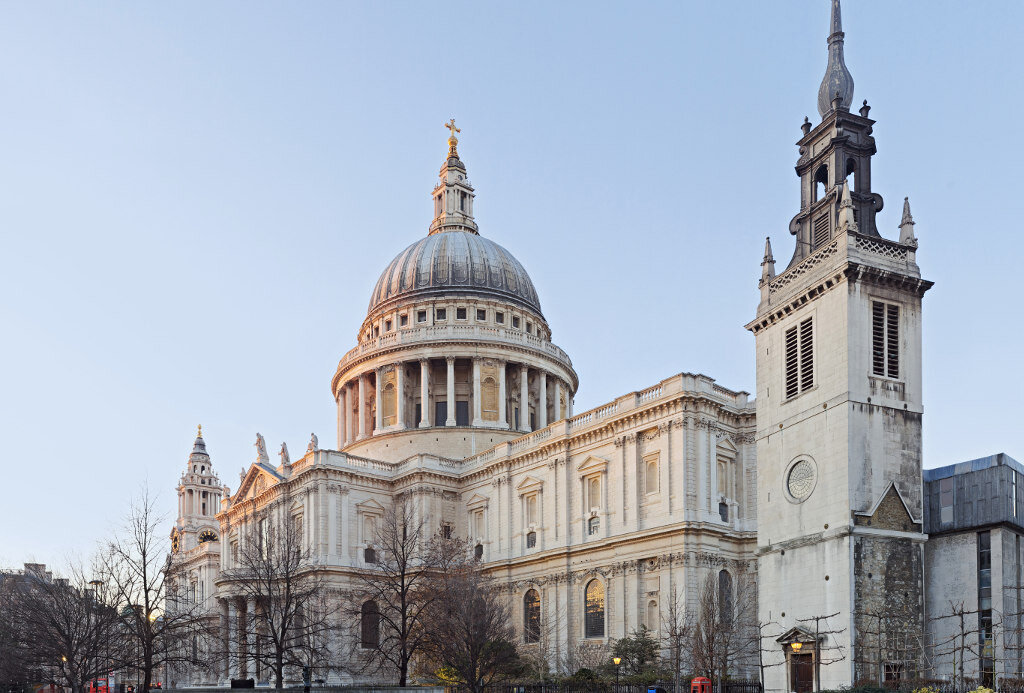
[[368, 229, 543, 316]]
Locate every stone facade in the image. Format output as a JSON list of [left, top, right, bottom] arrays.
[[166, 130, 758, 686]]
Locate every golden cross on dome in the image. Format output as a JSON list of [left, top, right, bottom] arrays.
[[444, 118, 460, 138], [197, 424, 203, 437]]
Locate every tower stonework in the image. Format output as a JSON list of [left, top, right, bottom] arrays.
[[747, 2, 933, 690]]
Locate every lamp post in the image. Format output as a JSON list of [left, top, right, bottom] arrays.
[[613, 656, 621, 689]]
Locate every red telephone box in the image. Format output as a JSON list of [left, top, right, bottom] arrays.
[[691, 676, 712, 693]]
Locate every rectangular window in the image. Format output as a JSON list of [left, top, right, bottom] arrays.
[[400, 314, 408, 327], [784, 317, 814, 399], [513, 316, 520, 328], [1014, 471, 1019, 519], [526, 322, 532, 334], [496, 311, 505, 324], [813, 213, 830, 249], [587, 476, 601, 511], [384, 320, 392, 332], [472, 509, 484, 538], [417, 310, 427, 323], [456, 307, 467, 320], [979, 530, 994, 686], [435, 400, 447, 425], [939, 477, 954, 525], [436, 308, 446, 321], [477, 309, 486, 321], [525, 494, 538, 526], [455, 400, 470, 426], [442, 523, 452, 539], [872, 301, 900, 378]]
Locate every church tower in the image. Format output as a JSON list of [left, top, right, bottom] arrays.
[[171, 426, 224, 556], [746, 2, 933, 689]]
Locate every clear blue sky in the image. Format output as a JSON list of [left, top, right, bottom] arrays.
[[2, 2, 1021, 568]]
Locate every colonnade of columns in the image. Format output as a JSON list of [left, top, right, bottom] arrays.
[[336, 356, 574, 448]]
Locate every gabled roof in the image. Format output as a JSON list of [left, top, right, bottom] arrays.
[[855, 480, 920, 525], [235, 463, 284, 501]]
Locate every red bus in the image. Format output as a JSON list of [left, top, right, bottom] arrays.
[[87, 678, 109, 693]]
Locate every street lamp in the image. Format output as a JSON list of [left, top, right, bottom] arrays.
[[791, 642, 803, 652], [612, 656, 621, 688]]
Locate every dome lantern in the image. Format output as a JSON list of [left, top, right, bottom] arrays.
[[430, 119, 478, 236]]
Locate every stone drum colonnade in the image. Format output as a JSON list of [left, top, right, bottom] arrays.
[[334, 354, 574, 448]]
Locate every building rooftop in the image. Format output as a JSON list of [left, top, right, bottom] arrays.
[[923, 452, 1023, 482]]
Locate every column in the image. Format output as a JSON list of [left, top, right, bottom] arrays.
[[446, 357, 456, 426], [419, 359, 431, 428], [472, 358, 483, 426], [357, 376, 367, 440], [342, 388, 350, 448], [345, 383, 354, 446], [395, 362, 406, 429], [243, 598, 255, 679], [374, 369, 383, 432], [498, 361, 507, 429], [554, 379, 563, 422], [520, 366, 531, 432], [538, 371, 548, 428], [567, 391, 573, 418], [225, 600, 238, 679]]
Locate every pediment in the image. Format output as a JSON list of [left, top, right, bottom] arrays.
[[355, 497, 386, 514], [516, 475, 544, 493], [466, 493, 489, 509], [577, 454, 609, 477], [777, 625, 817, 644], [235, 464, 282, 501]]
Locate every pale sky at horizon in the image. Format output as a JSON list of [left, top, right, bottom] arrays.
[[2, 1, 1022, 570]]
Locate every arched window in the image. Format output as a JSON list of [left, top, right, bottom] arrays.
[[719, 570, 733, 625], [524, 589, 541, 643], [846, 158, 857, 193], [474, 543, 483, 560], [364, 547, 376, 564], [584, 579, 605, 638], [814, 164, 828, 201], [481, 376, 498, 421], [647, 599, 659, 632], [645, 458, 659, 494], [360, 600, 380, 648], [382, 382, 396, 427], [588, 516, 600, 536]]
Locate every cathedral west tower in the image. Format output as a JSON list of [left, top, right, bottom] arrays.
[[746, 1, 933, 690]]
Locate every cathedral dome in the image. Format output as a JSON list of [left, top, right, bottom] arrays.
[[367, 229, 543, 317]]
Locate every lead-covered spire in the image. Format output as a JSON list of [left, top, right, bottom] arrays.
[[817, 0, 855, 119]]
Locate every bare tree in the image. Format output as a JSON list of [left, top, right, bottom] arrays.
[[4, 561, 126, 693], [662, 586, 688, 692], [102, 488, 208, 693], [421, 551, 523, 692], [795, 612, 847, 693], [353, 497, 442, 686], [227, 500, 333, 687], [928, 600, 990, 689], [687, 569, 758, 684]]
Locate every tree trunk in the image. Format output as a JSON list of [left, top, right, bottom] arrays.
[[275, 651, 284, 689]]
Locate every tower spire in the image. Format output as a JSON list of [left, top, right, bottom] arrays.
[[760, 237, 776, 284], [899, 197, 918, 246], [817, 0, 854, 119]]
